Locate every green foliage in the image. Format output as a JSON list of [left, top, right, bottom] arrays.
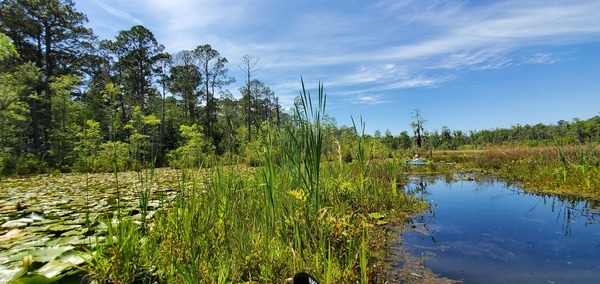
[[243, 133, 266, 167], [96, 141, 132, 172], [410, 109, 426, 149], [0, 99, 29, 174], [167, 54, 202, 123], [1, 0, 598, 177], [0, 32, 18, 60], [0, 33, 40, 114], [168, 124, 214, 168], [85, 219, 155, 284], [292, 79, 326, 213], [125, 106, 161, 169], [469, 144, 600, 199], [49, 75, 83, 167], [1, 152, 48, 175], [242, 124, 279, 167], [74, 120, 102, 171], [113, 25, 165, 114], [73, 80, 427, 283]]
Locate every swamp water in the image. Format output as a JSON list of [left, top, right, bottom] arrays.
[[399, 175, 600, 283]]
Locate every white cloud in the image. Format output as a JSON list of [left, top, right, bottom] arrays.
[[525, 53, 559, 65], [80, 0, 600, 108], [145, 0, 247, 32], [388, 76, 443, 89], [91, 0, 143, 25], [352, 94, 386, 105]]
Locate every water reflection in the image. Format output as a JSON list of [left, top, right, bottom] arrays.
[[400, 175, 600, 283]]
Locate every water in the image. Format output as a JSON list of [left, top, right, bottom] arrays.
[[401, 175, 600, 284]]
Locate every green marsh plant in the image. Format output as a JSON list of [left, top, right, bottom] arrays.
[[83, 79, 427, 283], [291, 78, 326, 214]]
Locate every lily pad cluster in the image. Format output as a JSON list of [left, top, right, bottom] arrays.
[[0, 169, 179, 283]]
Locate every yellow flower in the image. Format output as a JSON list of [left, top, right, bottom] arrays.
[[287, 189, 306, 202]]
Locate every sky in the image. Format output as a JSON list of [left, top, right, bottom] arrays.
[[76, 0, 600, 135]]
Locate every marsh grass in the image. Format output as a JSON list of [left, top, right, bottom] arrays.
[[136, 159, 156, 229], [468, 144, 600, 199], [82, 81, 427, 283]]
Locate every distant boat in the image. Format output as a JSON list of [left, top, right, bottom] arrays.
[[406, 160, 427, 165]]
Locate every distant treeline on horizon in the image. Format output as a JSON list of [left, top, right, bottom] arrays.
[[369, 115, 600, 151]]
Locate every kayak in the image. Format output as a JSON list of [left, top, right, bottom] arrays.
[[406, 160, 427, 165]]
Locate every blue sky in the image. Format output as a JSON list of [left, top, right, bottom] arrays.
[[76, 0, 600, 135]]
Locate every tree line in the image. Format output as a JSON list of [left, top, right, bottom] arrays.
[[1, 0, 598, 175], [0, 0, 291, 174], [375, 115, 600, 152]]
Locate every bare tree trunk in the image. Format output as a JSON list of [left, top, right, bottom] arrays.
[[43, 25, 53, 155], [246, 84, 251, 142], [28, 97, 41, 153], [275, 97, 280, 127], [239, 54, 259, 142]]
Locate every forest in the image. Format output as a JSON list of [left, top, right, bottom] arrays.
[[1, 0, 599, 175]]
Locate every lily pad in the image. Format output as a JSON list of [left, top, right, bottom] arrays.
[[55, 250, 88, 265], [27, 213, 45, 222], [0, 264, 26, 284], [1, 219, 33, 229], [74, 235, 105, 246], [60, 228, 88, 237], [8, 246, 74, 263], [0, 170, 179, 283], [0, 229, 23, 241], [11, 236, 54, 251], [36, 260, 73, 278], [45, 236, 82, 247], [48, 224, 80, 233], [8, 272, 63, 284]]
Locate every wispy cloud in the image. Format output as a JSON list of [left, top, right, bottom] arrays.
[[91, 0, 143, 26], [81, 0, 600, 107], [351, 94, 386, 105], [525, 53, 560, 65]]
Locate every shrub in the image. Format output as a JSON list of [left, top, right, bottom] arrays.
[[168, 124, 214, 168], [73, 120, 102, 172], [95, 141, 132, 172], [3, 153, 49, 175]]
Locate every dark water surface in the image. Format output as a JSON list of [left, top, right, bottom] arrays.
[[401, 175, 600, 284]]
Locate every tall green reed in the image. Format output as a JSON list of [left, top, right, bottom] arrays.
[[291, 78, 325, 213], [259, 127, 278, 280], [352, 116, 369, 194], [554, 143, 569, 183], [262, 127, 277, 235], [360, 228, 368, 284], [279, 79, 328, 266], [136, 156, 156, 228]]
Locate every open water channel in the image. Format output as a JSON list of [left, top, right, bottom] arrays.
[[399, 175, 600, 283]]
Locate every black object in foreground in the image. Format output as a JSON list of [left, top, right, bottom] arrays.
[[293, 272, 320, 284]]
